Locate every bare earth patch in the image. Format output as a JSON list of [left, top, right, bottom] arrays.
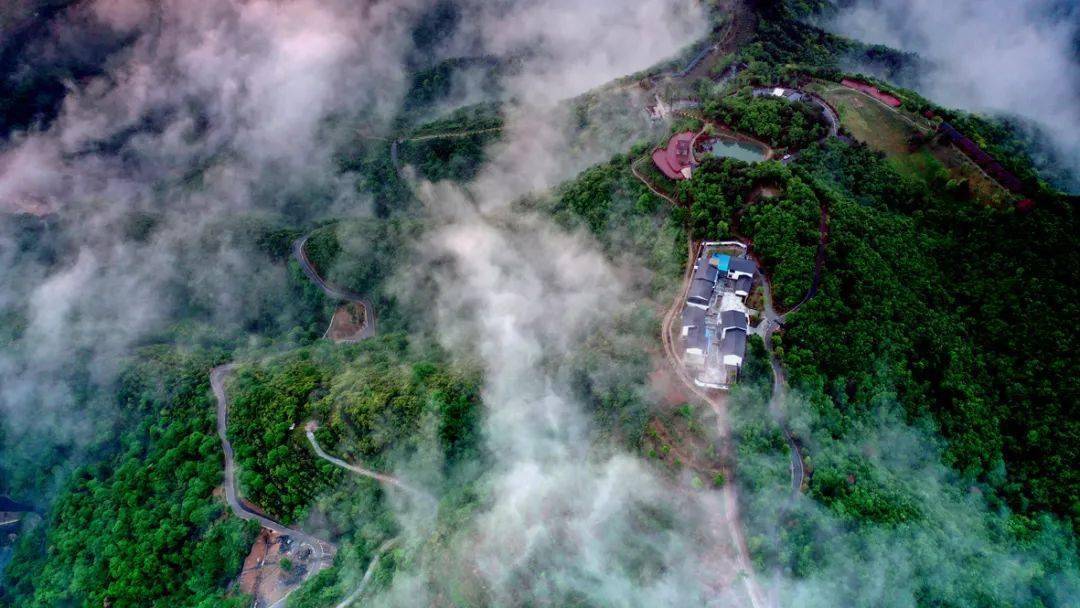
[[326, 301, 368, 342], [238, 528, 320, 607], [650, 363, 690, 408]]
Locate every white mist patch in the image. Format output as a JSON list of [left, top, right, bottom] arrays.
[[827, 0, 1080, 190], [376, 1, 751, 602], [402, 182, 745, 605], [470, 0, 706, 103], [0, 0, 427, 489]]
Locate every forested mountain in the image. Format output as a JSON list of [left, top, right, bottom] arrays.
[[1, 1, 1077, 607]]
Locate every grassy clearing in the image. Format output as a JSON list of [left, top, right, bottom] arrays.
[[816, 86, 916, 155], [811, 82, 1008, 203]]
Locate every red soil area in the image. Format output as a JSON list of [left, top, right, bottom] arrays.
[[239, 529, 290, 607], [841, 78, 901, 107], [327, 302, 367, 342], [650, 365, 690, 408]]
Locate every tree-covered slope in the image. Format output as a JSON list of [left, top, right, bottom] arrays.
[[1, 348, 255, 608]]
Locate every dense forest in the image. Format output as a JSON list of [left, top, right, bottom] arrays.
[[0, 348, 254, 608], [547, 135, 1078, 604], [785, 140, 1077, 526], [703, 93, 829, 150], [671, 131, 1078, 532], [2, 0, 1078, 606], [397, 103, 504, 183], [224, 336, 485, 523]]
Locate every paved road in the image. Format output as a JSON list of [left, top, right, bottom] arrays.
[[754, 277, 805, 498], [740, 188, 826, 498], [753, 196, 828, 321], [210, 365, 335, 605], [205, 234, 381, 606], [750, 86, 840, 166], [751, 87, 839, 138], [293, 236, 376, 340]]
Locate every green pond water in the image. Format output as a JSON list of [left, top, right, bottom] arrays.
[[702, 137, 767, 162]]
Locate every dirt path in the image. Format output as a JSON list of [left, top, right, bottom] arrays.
[[304, 422, 426, 498], [407, 126, 503, 142], [675, 0, 754, 81], [390, 126, 505, 174], [659, 239, 769, 608], [631, 156, 681, 207]]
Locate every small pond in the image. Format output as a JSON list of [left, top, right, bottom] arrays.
[[700, 137, 768, 163]]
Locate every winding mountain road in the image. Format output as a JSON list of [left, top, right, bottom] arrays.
[[210, 365, 335, 604], [332, 538, 399, 608], [293, 236, 376, 340], [206, 232, 389, 606], [748, 178, 828, 496], [743, 182, 828, 497], [753, 273, 805, 497], [212, 233, 384, 533]]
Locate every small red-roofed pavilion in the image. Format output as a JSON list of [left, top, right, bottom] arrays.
[[652, 131, 697, 180]]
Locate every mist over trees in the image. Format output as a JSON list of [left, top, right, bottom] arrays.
[[1, 0, 1078, 607], [816, 0, 1080, 193]]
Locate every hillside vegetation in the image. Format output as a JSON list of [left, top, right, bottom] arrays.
[[0, 349, 254, 608]]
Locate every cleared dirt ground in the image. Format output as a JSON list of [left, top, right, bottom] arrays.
[[326, 301, 368, 342], [238, 529, 318, 607]]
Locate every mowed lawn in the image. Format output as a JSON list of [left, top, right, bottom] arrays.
[[815, 85, 917, 155]]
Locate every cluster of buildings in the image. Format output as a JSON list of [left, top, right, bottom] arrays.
[[680, 248, 758, 389]]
